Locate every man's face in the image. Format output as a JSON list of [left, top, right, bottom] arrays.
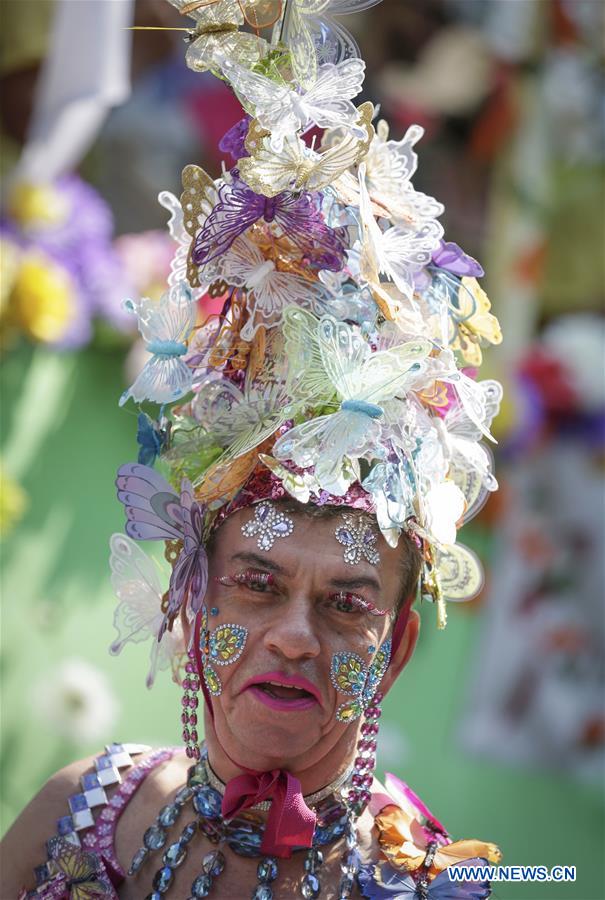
[[199, 506, 412, 772]]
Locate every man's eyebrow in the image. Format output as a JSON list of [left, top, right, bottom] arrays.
[[230, 551, 287, 574], [328, 575, 382, 593]]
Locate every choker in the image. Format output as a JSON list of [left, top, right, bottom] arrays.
[[129, 744, 365, 898], [205, 757, 354, 812]]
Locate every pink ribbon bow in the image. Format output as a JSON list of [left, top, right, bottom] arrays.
[[222, 769, 316, 858]]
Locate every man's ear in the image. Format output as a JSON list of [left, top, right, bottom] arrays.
[[381, 609, 420, 696]]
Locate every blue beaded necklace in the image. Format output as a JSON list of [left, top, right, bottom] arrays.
[[129, 745, 364, 899]]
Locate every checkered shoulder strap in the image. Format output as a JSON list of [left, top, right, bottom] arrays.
[[30, 744, 178, 893]]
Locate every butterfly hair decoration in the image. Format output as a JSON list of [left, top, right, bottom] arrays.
[[357, 857, 492, 899], [109, 533, 184, 688], [218, 54, 367, 153], [238, 102, 375, 198], [115, 463, 208, 636], [167, 0, 269, 74], [191, 172, 348, 274], [119, 282, 196, 407]]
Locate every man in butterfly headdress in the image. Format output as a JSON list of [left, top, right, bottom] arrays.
[[2, 2, 502, 897]]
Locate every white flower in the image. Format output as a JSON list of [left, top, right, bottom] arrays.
[[423, 480, 465, 545], [34, 658, 119, 744]]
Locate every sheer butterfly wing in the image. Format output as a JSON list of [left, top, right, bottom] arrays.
[[282, 306, 335, 405], [109, 534, 176, 687], [448, 372, 499, 443], [429, 860, 492, 899], [304, 114, 374, 192], [191, 376, 246, 446], [125, 356, 195, 407], [451, 456, 492, 523], [116, 463, 184, 541], [357, 863, 418, 898], [241, 268, 332, 341], [187, 30, 265, 74], [357, 341, 432, 404], [219, 56, 300, 144], [195, 446, 261, 503], [272, 192, 348, 272], [284, 0, 329, 89], [193, 180, 265, 268], [435, 543, 484, 603], [300, 59, 366, 131], [377, 220, 444, 300], [316, 315, 372, 398]]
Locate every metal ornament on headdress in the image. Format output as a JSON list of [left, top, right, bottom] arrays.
[[241, 500, 294, 551], [334, 514, 380, 566]]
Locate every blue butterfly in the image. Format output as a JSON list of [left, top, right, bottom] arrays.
[[120, 282, 196, 407], [357, 859, 491, 899], [136, 413, 171, 467]]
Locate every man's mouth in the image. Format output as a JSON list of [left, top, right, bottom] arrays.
[[241, 672, 321, 711], [256, 681, 314, 701]]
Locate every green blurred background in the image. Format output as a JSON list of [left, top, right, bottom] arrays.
[[1, 2, 604, 899]]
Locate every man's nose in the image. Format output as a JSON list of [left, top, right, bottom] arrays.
[[263, 593, 321, 660]]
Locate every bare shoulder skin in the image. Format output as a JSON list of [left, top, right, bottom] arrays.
[[0, 750, 191, 898]]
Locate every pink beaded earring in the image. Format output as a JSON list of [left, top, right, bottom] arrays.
[[181, 647, 200, 760], [348, 690, 383, 811]]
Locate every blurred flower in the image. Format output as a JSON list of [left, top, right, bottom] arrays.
[[7, 181, 68, 231], [9, 248, 79, 345], [541, 314, 605, 412], [34, 659, 119, 744], [113, 230, 174, 301], [0, 462, 28, 537]]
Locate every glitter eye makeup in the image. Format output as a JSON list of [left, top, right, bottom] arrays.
[[327, 591, 389, 617], [215, 570, 276, 592]]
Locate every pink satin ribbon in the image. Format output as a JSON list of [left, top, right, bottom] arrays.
[[222, 769, 316, 858]]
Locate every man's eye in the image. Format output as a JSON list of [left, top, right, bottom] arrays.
[[328, 592, 366, 613], [216, 570, 275, 593]]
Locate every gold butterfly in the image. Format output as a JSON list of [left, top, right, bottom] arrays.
[[238, 102, 375, 198], [167, 0, 268, 73]]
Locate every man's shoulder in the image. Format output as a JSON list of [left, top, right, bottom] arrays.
[[0, 743, 185, 898]]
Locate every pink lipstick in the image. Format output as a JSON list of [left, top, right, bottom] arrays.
[[241, 671, 321, 711]]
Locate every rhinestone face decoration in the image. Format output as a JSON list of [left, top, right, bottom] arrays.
[[199, 606, 249, 697], [334, 514, 380, 566], [241, 501, 294, 551], [330, 640, 392, 723]]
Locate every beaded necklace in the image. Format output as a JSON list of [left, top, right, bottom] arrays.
[[128, 740, 377, 899]]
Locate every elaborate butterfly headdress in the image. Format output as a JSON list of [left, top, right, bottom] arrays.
[[111, 0, 503, 679]]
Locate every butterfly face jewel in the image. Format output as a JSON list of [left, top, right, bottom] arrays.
[[200, 605, 248, 697], [241, 500, 294, 551], [331, 639, 392, 723], [335, 513, 380, 566]]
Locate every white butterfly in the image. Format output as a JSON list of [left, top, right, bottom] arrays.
[[332, 120, 444, 226], [283, 0, 382, 89], [167, 0, 267, 73], [109, 533, 184, 689], [239, 103, 374, 198], [434, 379, 502, 494], [119, 282, 196, 407], [219, 55, 366, 152], [358, 162, 444, 303], [158, 190, 210, 299], [200, 233, 330, 341], [191, 374, 292, 462], [273, 310, 432, 495]]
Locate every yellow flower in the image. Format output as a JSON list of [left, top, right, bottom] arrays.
[[0, 464, 28, 538], [10, 251, 76, 344], [8, 181, 68, 231], [452, 276, 502, 366]]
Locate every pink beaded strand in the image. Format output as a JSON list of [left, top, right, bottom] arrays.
[[181, 648, 200, 760], [347, 690, 383, 811]]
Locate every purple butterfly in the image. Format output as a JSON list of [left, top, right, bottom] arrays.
[[431, 240, 484, 278], [357, 860, 491, 900], [192, 177, 347, 273], [219, 115, 252, 163], [115, 463, 208, 637]]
